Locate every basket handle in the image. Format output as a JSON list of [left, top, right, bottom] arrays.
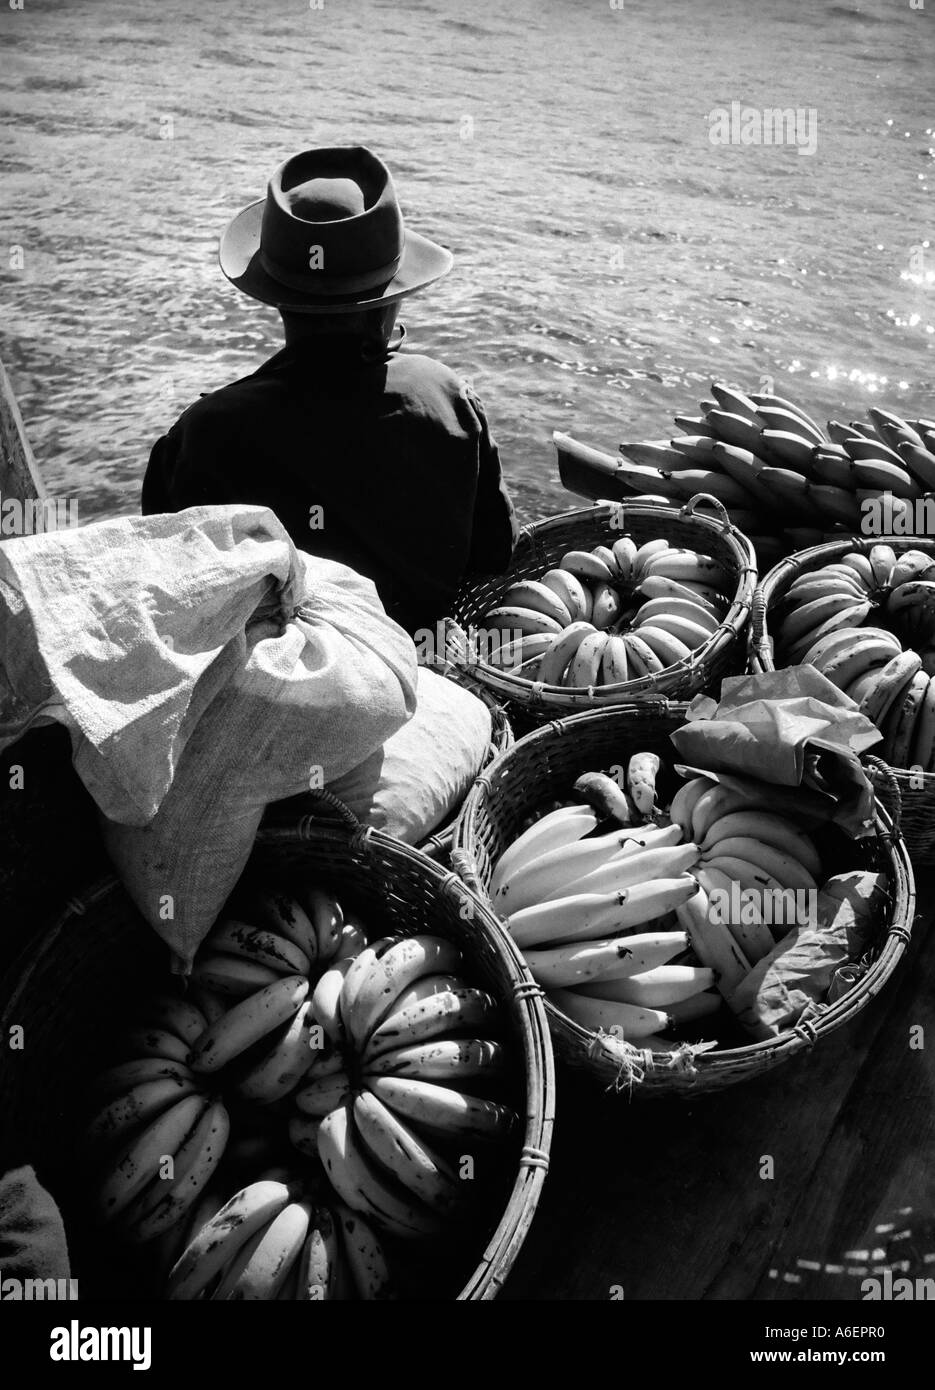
[[680, 492, 732, 529], [864, 754, 903, 839], [750, 587, 769, 652], [450, 847, 486, 899], [295, 789, 364, 837]]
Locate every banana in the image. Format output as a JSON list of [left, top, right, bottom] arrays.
[[631, 538, 671, 579], [665, 468, 761, 509], [288, 1113, 323, 1159], [211, 1225, 270, 1301], [758, 465, 811, 511], [704, 854, 786, 899], [523, 929, 689, 988], [125, 1099, 230, 1242], [644, 610, 717, 650], [779, 591, 863, 648], [701, 836, 816, 892], [675, 885, 750, 996], [317, 1102, 442, 1239], [334, 1205, 391, 1301], [189, 987, 227, 1027], [600, 632, 630, 684], [236, 1000, 319, 1104], [365, 1038, 504, 1083], [669, 775, 716, 836], [691, 781, 781, 843], [632, 624, 693, 668], [540, 568, 593, 623], [167, 1181, 293, 1302], [191, 954, 282, 998], [491, 804, 597, 899], [897, 441, 935, 490], [363, 988, 495, 1061], [564, 630, 609, 687], [98, 1093, 208, 1221], [536, 621, 599, 686], [910, 674, 935, 771], [869, 544, 898, 590], [92, 1057, 197, 1102], [889, 549, 935, 589], [591, 584, 624, 632], [484, 606, 565, 639], [869, 407, 926, 449], [353, 1091, 461, 1214], [576, 964, 715, 1008], [888, 579, 935, 618], [755, 405, 825, 447], [851, 459, 921, 499], [593, 544, 622, 576], [611, 536, 638, 581], [633, 597, 719, 636], [295, 1070, 353, 1117], [694, 864, 774, 963], [206, 920, 311, 977], [858, 649, 923, 726], [667, 989, 722, 1024], [303, 888, 345, 964], [547, 987, 670, 1040], [559, 550, 615, 584], [189, 976, 309, 1074], [815, 632, 903, 693], [811, 449, 855, 489], [144, 995, 208, 1048], [310, 957, 355, 1044], [641, 550, 731, 591], [87, 1073, 199, 1148], [674, 415, 716, 436], [623, 632, 664, 678], [700, 811, 821, 878], [248, 891, 319, 967], [346, 934, 463, 1050], [784, 604, 871, 664], [705, 409, 765, 453], [845, 664, 888, 707], [800, 622, 894, 670], [295, 1207, 340, 1300], [760, 430, 815, 473], [842, 434, 910, 467], [227, 1199, 312, 1300], [884, 668, 929, 766], [787, 566, 867, 601], [529, 838, 698, 909], [809, 481, 863, 529], [751, 393, 825, 438], [505, 884, 666, 949], [619, 440, 694, 469], [637, 574, 725, 615], [838, 551, 877, 589], [711, 382, 761, 422], [339, 946, 385, 1031], [366, 1075, 514, 1143], [500, 580, 574, 627]]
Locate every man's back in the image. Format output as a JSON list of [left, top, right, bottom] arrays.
[[143, 341, 517, 636]]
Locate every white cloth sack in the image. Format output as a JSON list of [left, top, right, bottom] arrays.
[[324, 666, 493, 842], [0, 505, 418, 967]]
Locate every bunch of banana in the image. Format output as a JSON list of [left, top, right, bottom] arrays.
[[288, 933, 517, 1239], [480, 537, 732, 687], [488, 764, 831, 1048], [613, 384, 935, 549], [166, 1174, 393, 1299], [87, 992, 232, 1237], [191, 885, 359, 999], [773, 545, 935, 769]]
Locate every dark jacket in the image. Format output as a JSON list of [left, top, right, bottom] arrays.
[[142, 341, 518, 635]]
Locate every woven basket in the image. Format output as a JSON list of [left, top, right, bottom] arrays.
[[451, 704, 916, 1096], [261, 654, 513, 863], [0, 824, 553, 1301], [751, 534, 935, 866], [445, 497, 757, 729]]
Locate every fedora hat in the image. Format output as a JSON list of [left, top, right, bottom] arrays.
[[219, 146, 453, 312]]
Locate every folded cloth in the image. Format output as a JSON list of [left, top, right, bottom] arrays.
[[672, 667, 882, 836], [0, 1166, 71, 1285]]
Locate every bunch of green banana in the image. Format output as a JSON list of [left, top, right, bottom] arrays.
[[166, 1175, 393, 1300], [612, 385, 935, 548], [480, 537, 732, 686], [773, 545, 935, 769], [288, 933, 517, 1240]]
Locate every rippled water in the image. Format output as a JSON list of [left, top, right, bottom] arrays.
[[0, 0, 933, 524]]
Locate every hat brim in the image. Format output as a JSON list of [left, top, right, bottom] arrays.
[[218, 198, 453, 312]]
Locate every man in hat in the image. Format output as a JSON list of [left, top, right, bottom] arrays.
[[142, 146, 518, 638]]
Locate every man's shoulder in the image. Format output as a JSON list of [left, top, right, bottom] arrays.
[[385, 352, 481, 418]]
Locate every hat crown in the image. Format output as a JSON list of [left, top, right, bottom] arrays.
[[259, 146, 404, 297]]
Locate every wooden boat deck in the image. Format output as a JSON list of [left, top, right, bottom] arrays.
[[3, 360, 933, 1302]]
